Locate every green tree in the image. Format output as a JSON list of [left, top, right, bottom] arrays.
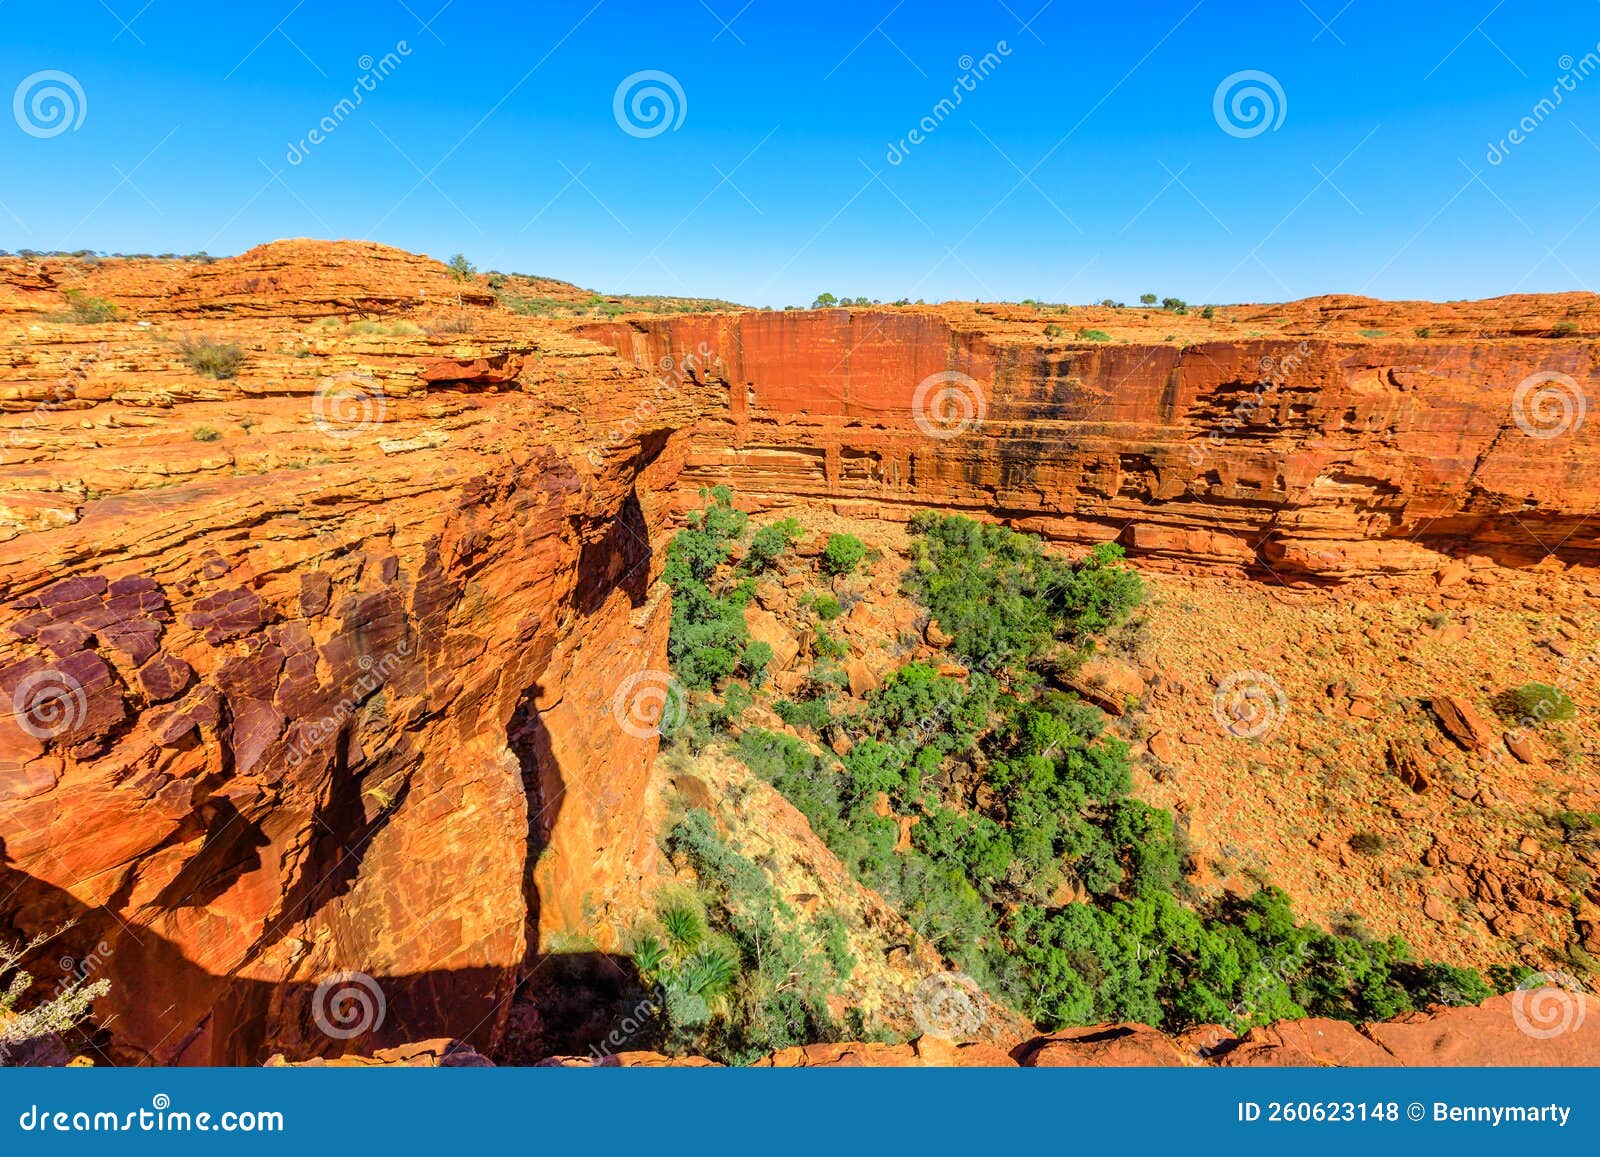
[[821, 533, 866, 575], [745, 519, 801, 573]]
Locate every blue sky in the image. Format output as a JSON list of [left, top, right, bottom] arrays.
[[1, 0, 1598, 307]]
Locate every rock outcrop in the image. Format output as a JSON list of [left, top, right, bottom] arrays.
[[580, 307, 1599, 575], [2, 242, 1596, 1068], [0, 242, 704, 1063], [535, 991, 1600, 1067]]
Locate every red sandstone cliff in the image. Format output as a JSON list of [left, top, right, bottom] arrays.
[[2, 242, 1596, 1067], [579, 308, 1599, 576], [0, 242, 702, 1063]]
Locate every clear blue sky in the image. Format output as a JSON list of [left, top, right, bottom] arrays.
[[2, 0, 1597, 307]]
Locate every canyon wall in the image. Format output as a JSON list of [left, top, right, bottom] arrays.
[[3, 245, 1597, 1067], [581, 310, 1600, 576], [0, 243, 695, 1063]]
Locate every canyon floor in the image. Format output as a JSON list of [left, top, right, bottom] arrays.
[[0, 240, 1596, 1066]]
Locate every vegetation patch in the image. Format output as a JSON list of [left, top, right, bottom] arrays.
[[649, 494, 1509, 1055], [177, 335, 246, 380]]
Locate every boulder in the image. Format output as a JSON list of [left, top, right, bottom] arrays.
[[743, 605, 800, 672], [1431, 695, 1498, 751]]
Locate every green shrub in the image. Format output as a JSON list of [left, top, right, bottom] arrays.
[[812, 593, 841, 621], [661, 809, 848, 1063], [821, 533, 866, 575], [1076, 327, 1111, 341], [660, 904, 704, 952], [447, 253, 476, 282], [192, 425, 221, 442], [1498, 682, 1576, 724], [58, 289, 118, 324], [1139, 293, 1157, 306], [725, 508, 1490, 1040], [745, 519, 802, 572], [903, 513, 1141, 664], [178, 335, 246, 380], [743, 640, 774, 686], [773, 698, 832, 732], [1044, 323, 1065, 338], [1200, 306, 1215, 320], [812, 627, 847, 660], [662, 489, 751, 690]]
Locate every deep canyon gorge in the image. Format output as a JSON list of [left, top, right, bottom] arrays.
[[1, 240, 1597, 1067]]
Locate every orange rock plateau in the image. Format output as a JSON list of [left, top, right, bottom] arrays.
[[0, 240, 1595, 1066]]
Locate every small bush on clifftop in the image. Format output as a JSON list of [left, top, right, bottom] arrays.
[[57, 290, 118, 324], [177, 335, 245, 380]]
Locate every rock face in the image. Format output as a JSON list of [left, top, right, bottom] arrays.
[[2, 243, 1597, 1069], [537, 991, 1600, 1066], [580, 308, 1600, 575], [0, 242, 702, 1064]]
